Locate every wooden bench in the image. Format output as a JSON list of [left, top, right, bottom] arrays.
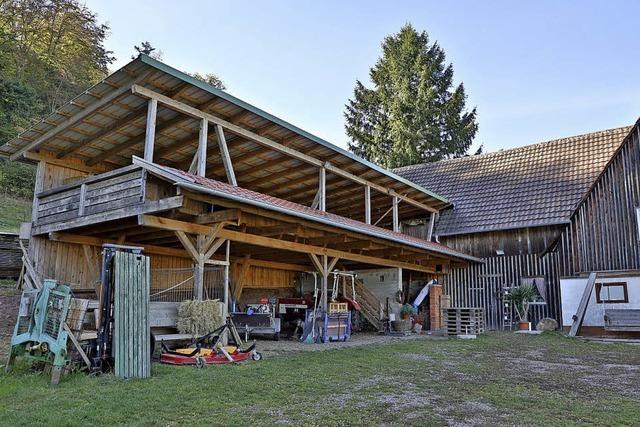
[[604, 309, 640, 332]]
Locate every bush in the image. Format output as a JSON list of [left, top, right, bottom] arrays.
[[0, 156, 35, 199]]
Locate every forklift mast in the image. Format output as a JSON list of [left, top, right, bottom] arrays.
[[92, 244, 143, 373]]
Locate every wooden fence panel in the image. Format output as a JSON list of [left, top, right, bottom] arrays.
[[113, 251, 151, 379]]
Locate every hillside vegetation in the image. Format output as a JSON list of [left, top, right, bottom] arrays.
[[0, 195, 31, 232]]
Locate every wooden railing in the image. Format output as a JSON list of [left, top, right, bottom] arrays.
[[34, 165, 145, 228]]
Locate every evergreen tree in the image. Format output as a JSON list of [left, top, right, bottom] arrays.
[[345, 24, 478, 168]]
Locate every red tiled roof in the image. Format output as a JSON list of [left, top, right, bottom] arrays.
[[133, 157, 481, 263]]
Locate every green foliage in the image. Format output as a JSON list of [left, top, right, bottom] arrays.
[[505, 284, 537, 322], [0, 195, 32, 231], [0, 0, 114, 144], [400, 303, 417, 316], [190, 72, 226, 90], [0, 0, 114, 218], [132, 41, 162, 60], [345, 24, 478, 168], [0, 77, 44, 143], [0, 157, 35, 199]]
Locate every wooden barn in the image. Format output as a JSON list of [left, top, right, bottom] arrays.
[[396, 124, 640, 335], [0, 55, 480, 335]]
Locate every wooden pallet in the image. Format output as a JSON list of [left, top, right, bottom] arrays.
[[443, 307, 485, 336]]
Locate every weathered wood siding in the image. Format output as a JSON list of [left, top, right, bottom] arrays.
[[446, 253, 562, 330], [557, 126, 640, 274], [0, 232, 23, 278], [36, 168, 144, 225], [440, 227, 564, 258]]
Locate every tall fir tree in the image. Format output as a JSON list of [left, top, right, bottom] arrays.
[[345, 24, 478, 168]]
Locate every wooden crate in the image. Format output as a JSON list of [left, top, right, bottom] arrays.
[[329, 302, 348, 314], [443, 307, 484, 336]]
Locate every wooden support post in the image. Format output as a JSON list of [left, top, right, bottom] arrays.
[[223, 241, 230, 312], [194, 258, 205, 300], [215, 124, 237, 186], [197, 118, 208, 177], [427, 212, 437, 241], [311, 190, 320, 210], [365, 185, 371, 225], [233, 255, 252, 301], [144, 98, 157, 162], [392, 196, 400, 232], [321, 255, 328, 312], [319, 167, 326, 212], [78, 183, 87, 216]]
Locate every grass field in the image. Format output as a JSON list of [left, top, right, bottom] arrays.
[[1, 331, 639, 426], [0, 195, 31, 232]]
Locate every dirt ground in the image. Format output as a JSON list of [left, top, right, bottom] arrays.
[[0, 281, 19, 359], [257, 331, 444, 357]]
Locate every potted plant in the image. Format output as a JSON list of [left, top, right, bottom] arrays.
[[505, 284, 537, 331], [391, 304, 417, 332], [400, 303, 417, 320]]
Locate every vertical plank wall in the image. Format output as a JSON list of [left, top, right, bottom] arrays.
[[446, 253, 561, 330], [557, 125, 640, 274]]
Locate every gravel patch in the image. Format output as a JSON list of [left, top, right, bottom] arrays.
[[256, 332, 444, 357]]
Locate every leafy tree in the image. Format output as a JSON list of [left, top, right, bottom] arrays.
[[0, 156, 35, 198], [132, 41, 163, 60], [131, 41, 225, 90], [190, 72, 226, 90], [0, 0, 113, 199], [0, 0, 114, 112], [345, 24, 478, 168]]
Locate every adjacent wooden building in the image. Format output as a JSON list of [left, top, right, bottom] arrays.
[[397, 124, 638, 333]]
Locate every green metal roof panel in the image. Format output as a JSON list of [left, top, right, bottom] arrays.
[[138, 55, 450, 205]]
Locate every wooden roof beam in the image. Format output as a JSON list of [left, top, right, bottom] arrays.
[[87, 91, 241, 166], [56, 83, 191, 159], [131, 85, 438, 215], [10, 70, 153, 161], [138, 214, 436, 273]]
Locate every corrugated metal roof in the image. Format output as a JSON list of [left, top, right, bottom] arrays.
[[395, 126, 632, 236], [0, 55, 450, 214], [132, 156, 481, 264]]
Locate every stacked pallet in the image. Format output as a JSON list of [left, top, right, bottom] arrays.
[[443, 307, 485, 336], [0, 232, 23, 279]]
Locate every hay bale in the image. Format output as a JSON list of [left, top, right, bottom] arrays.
[[176, 299, 224, 336]]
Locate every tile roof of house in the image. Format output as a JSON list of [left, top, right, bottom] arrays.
[[133, 157, 481, 263], [394, 126, 632, 236]]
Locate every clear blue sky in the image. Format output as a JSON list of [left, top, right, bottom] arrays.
[[87, 0, 640, 154]]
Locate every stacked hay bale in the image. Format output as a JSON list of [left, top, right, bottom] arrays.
[[177, 299, 224, 336]]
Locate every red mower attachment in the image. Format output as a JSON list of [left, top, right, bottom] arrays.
[[159, 321, 262, 367], [160, 348, 256, 366]]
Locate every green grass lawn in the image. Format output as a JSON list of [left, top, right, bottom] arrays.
[[0, 195, 31, 232], [1, 332, 639, 426]]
